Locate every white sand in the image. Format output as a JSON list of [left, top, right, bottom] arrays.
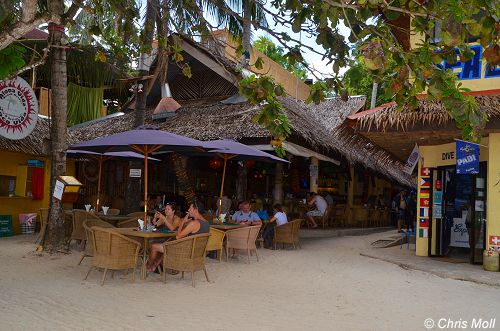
[[0, 232, 498, 331]]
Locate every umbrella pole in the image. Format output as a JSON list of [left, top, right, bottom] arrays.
[[96, 157, 103, 212], [144, 146, 149, 224], [218, 156, 228, 218]]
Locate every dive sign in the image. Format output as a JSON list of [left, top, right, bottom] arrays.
[[456, 140, 479, 174], [0, 76, 38, 140]]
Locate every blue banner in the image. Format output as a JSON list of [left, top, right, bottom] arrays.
[[456, 140, 479, 174]]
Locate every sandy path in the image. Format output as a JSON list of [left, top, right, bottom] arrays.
[[0, 232, 498, 331]]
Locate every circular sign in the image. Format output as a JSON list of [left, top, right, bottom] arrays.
[[0, 76, 38, 140]]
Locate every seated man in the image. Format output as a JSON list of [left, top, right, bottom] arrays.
[[263, 203, 288, 248], [231, 200, 262, 226], [306, 192, 327, 228]]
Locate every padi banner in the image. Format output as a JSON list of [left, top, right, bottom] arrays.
[[456, 140, 479, 174], [403, 144, 420, 175]]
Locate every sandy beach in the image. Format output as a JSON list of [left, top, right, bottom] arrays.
[[0, 231, 498, 331]]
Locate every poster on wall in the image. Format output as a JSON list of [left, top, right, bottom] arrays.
[[0, 76, 39, 140], [456, 140, 479, 174], [450, 217, 470, 248]]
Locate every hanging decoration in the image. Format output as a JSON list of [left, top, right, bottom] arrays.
[[246, 160, 255, 169], [0, 76, 38, 140]]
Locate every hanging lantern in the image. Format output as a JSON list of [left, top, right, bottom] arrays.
[[246, 160, 255, 169], [209, 157, 223, 170]]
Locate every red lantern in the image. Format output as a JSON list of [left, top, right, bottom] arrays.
[[209, 158, 223, 170], [246, 160, 255, 169]]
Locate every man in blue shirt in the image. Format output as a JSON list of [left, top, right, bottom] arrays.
[[231, 200, 262, 226]]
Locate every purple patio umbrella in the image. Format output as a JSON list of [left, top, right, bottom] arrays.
[[70, 127, 209, 221], [67, 150, 160, 212], [201, 139, 288, 216]]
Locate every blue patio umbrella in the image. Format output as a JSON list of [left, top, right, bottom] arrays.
[[70, 127, 211, 221], [200, 139, 288, 216]]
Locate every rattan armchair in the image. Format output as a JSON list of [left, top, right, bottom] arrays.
[[162, 233, 211, 287], [106, 208, 120, 216], [127, 211, 144, 218], [84, 227, 141, 285], [78, 219, 115, 265], [312, 205, 334, 229], [206, 228, 225, 262], [117, 217, 141, 228], [225, 225, 261, 264], [72, 210, 103, 249], [274, 219, 302, 250]]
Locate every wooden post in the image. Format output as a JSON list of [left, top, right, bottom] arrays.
[[218, 156, 229, 217], [273, 162, 284, 204], [347, 165, 355, 225], [144, 146, 148, 223], [96, 156, 104, 212], [309, 157, 319, 193]]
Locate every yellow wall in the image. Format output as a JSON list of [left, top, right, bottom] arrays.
[[487, 133, 500, 249], [214, 31, 311, 100], [0, 151, 75, 235]]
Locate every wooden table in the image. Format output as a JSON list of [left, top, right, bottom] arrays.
[[111, 228, 176, 279], [98, 215, 131, 225]]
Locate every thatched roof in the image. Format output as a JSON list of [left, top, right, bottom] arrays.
[[309, 96, 366, 131], [0, 116, 50, 156], [69, 96, 415, 187], [351, 94, 500, 132]]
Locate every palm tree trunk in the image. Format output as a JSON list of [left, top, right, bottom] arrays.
[[236, 161, 248, 202], [43, 18, 68, 251], [242, 0, 253, 54], [170, 153, 196, 205], [133, 0, 157, 127]]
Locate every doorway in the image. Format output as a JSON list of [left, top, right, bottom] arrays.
[[429, 163, 486, 264]]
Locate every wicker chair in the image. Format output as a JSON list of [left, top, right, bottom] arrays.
[[117, 217, 140, 228], [127, 211, 144, 218], [206, 228, 225, 262], [225, 225, 261, 264], [312, 205, 334, 229], [106, 208, 120, 216], [274, 219, 302, 249], [78, 219, 115, 265], [162, 233, 211, 287], [71, 210, 103, 248], [84, 227, 141, 285]]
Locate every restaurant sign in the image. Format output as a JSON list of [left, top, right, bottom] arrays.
[[456, 140, 479, 174], [0, 76, 38, 140]]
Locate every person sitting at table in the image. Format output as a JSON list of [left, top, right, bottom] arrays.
[[146, 203, 180, 273], [231, 200, 262, 226], [263, 203, 288, 249], [175, 200, 210, 240], [306, 192, 327, 228]]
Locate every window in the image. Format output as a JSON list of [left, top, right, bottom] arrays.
[[0, 175, 16, 196]]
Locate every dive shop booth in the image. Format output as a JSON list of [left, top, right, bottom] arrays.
[[414, 136, 500, 265]]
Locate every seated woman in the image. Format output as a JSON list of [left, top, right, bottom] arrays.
[[146, 203, 180, 272], [175, 200, 210, 240], [263, 203, 288, 249]]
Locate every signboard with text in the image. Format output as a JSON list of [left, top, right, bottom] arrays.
[[456, 140, 479, 174]]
